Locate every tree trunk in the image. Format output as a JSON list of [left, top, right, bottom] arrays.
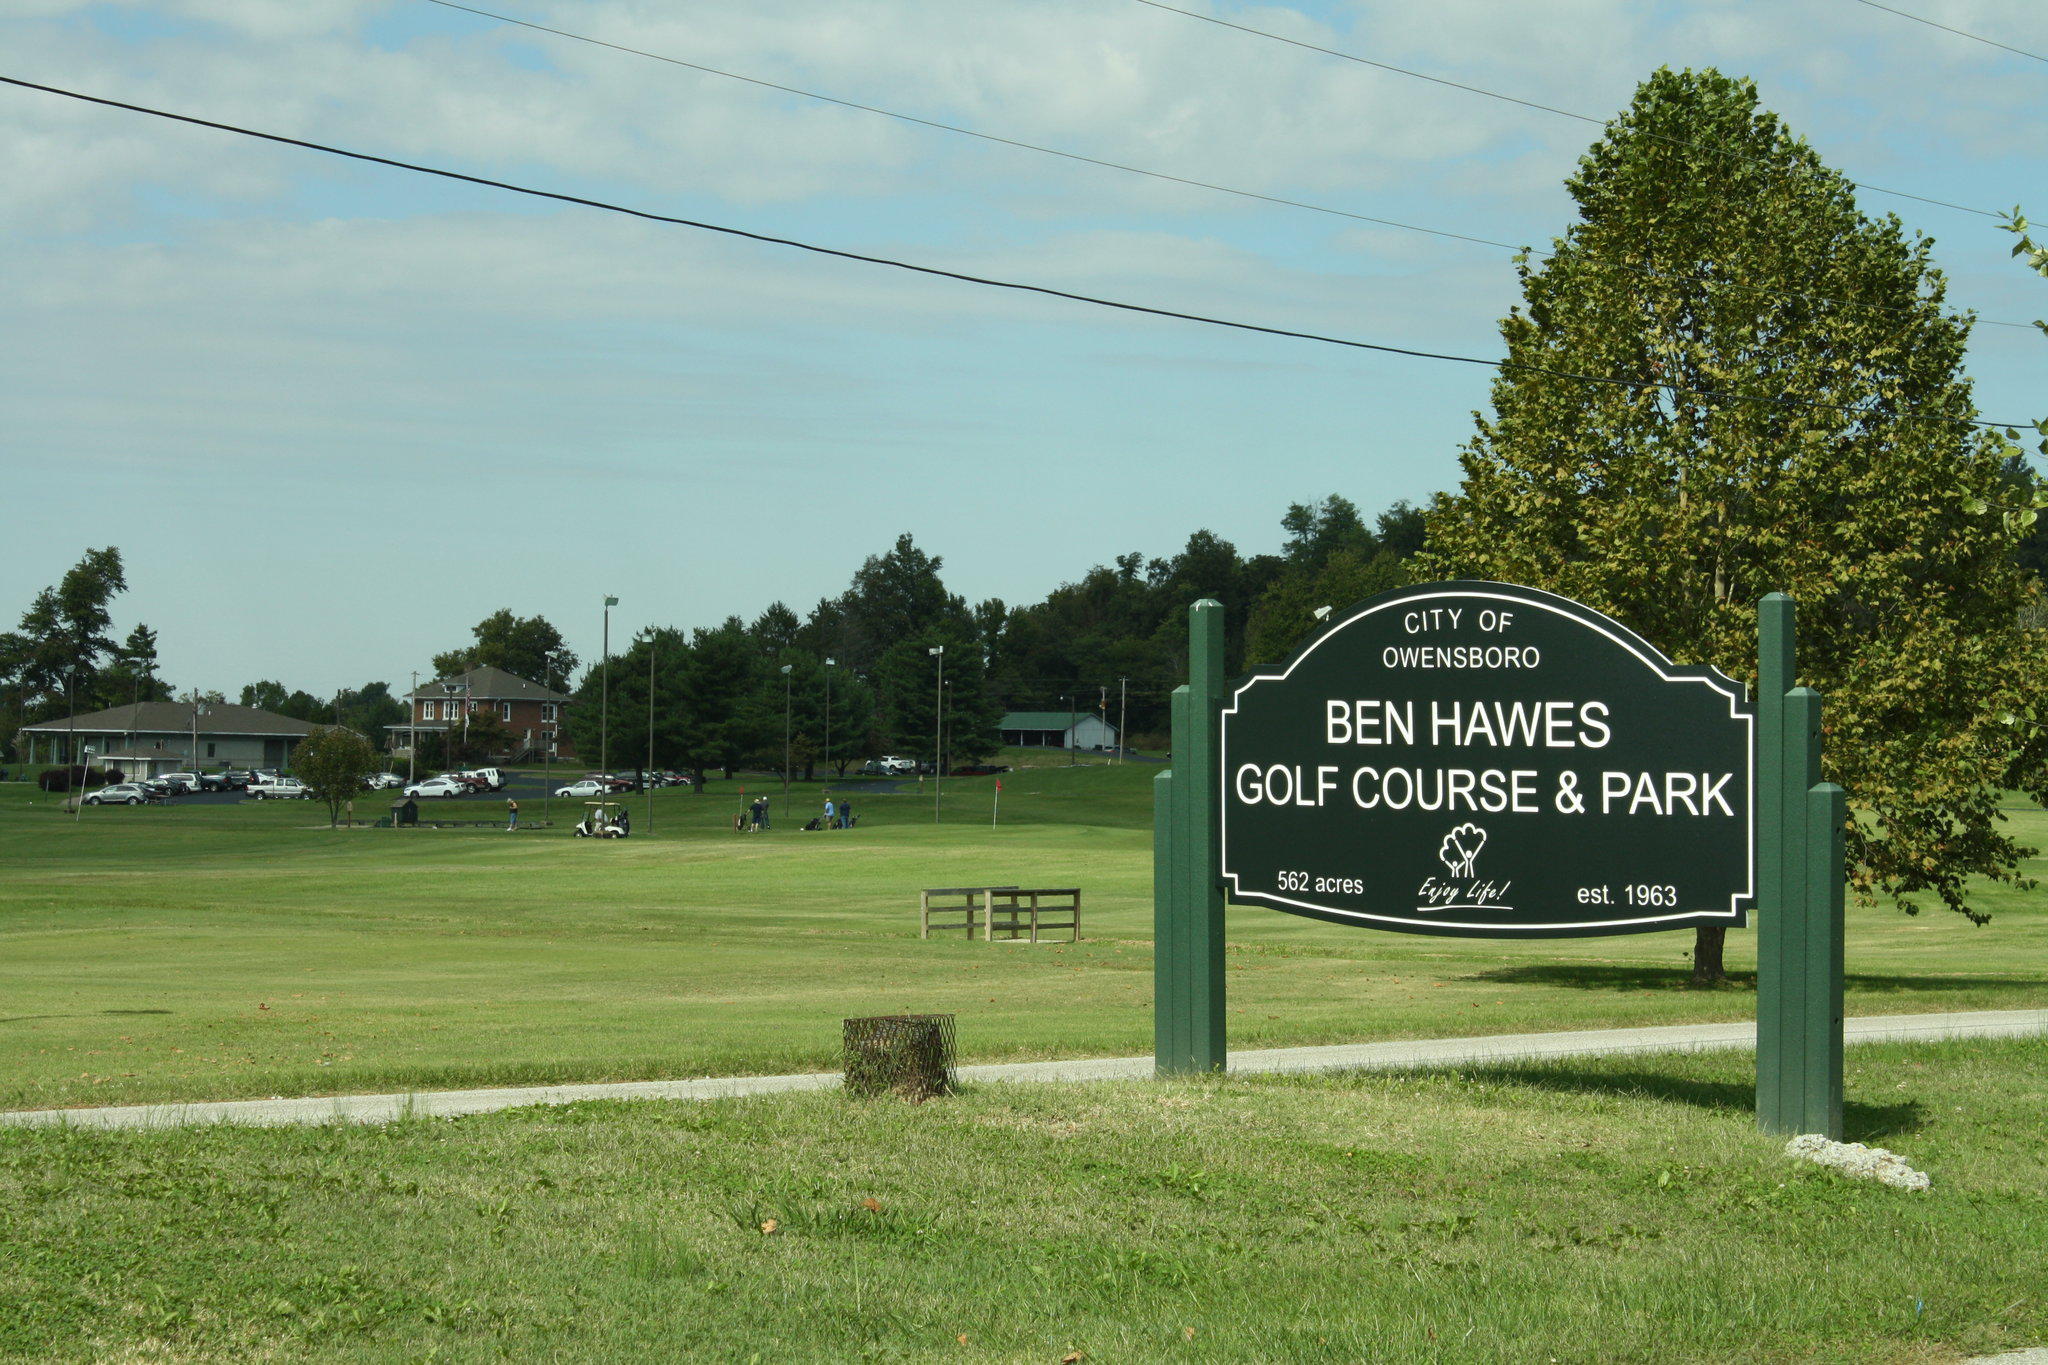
[[1690, 925, 1728, 986]]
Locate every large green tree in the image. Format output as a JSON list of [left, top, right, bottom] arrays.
[[1421, 68, 2048, 982], [0, 548, 131, 721], [434, 610, 578, 690]]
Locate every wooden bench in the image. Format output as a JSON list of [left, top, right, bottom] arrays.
[[985, 888, 1080, 944], [917, 887, 1080, 943], [919, 886, 1018, 939]]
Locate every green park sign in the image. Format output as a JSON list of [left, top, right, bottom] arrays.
[[1153, 583, 1846, 1140], [1219, 582, 1754, 938]]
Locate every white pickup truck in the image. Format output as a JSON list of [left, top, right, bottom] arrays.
[[247, 776, 311, 800]]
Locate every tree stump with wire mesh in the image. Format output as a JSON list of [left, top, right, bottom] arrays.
[[843, 1014, 955, 1101]]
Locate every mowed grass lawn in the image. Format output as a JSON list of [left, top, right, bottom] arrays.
[[2, 755, 2045, 1111], [1, 1039, 2043, 1362]]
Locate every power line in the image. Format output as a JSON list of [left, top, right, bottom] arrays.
[[419, 0, 1516, 251], [0, 73, 2030, 434], [417, 0, 2032, 331], [1846, 0, 2048, 64], [1128, 0, 2005, 219]]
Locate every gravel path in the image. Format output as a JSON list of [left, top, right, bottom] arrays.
[[2, 1007, 2040, 1131]]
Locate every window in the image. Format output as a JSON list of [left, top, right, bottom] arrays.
[[541, 702, 558, 722], [468, 699, 479, 713], [501, 702, 513, 721], [422, 700, 437, 721], [206, 743, 215, 758]]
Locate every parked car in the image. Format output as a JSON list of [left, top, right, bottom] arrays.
[[875, 756, 919, 775], [248, 776, 311, 800], [197, 772, 232, 792], [950, 763, 1011, 777], [555, 779, 608, 798], [84, 782, 152, 805], [362, 772, 403, 790], [462, 767, 505, 791], [216, 770, 253, 791], [405, 777, 467, 798], [160, 772, 200, 793], [137, 777, 176, 798]]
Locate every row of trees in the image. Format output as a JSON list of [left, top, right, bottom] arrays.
[[534, 508, 1433, 784]]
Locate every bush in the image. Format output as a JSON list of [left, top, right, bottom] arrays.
[[37, 765, 117, 793]]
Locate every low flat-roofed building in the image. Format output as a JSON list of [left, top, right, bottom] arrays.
[[16, 702, 319, 771], [999, 710, 1119, 751]]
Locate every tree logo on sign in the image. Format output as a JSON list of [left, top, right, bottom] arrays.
[[1438, 822, 1487, 879]]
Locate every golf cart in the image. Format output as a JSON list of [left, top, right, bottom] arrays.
[[574, 801, 632, 838]]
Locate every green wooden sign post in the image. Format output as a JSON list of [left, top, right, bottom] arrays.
[[1154, 599, 1227, 1075], [1754, 593, 1846, 1138], [1154, 587, 1847, 1137]]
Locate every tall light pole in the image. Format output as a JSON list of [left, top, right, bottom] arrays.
[[189, 691, 207, 775], [446, 681, 470, 768], [77, 744, 92, 821], [823, 657, 835, 781], [928, 645, 944, 821], [780, 663, 793, 805], [1118, 675, 1128, 763], [407, 670, 419, 785], [1067, 692, 1077, 766], [601, 595, 618, 777], [645, 637, 656, 830]]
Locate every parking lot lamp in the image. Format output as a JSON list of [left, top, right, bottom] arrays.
[[601, 595, 618, 779], [407, 670, 418, 784], [824, 658, 835, 780], [646, 639, 656, 831], [1068, 692, 1077, 766], [928, 645, 944, 821], [445, 680, 470, 767], [189, 692, 207, 775], [780, 663, 793, 803], [77, 745, 92, 821]]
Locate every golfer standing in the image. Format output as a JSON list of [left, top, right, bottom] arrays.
[[506, 797, 519, 831]]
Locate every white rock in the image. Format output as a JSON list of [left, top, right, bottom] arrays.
[[1784, 1134, 1931, 1190]]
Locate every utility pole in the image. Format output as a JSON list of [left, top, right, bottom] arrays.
[[601, 595, 618, 778], [780, 663, 793, 805], [1118, 676, 1128, 763], [1067, 692, 1077, 766], [928, 645, 944, 821], [824, 658, 835, 781], [189, 691, 205, 775]]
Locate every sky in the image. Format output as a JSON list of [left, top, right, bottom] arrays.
[[2, 0, 2043, 698]]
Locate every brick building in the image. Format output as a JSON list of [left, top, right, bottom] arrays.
[[401, 665, 575, 761]]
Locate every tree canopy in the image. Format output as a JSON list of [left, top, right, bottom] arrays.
[[1419, 68, 2048, 975], [434, 610, 577, 690]]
